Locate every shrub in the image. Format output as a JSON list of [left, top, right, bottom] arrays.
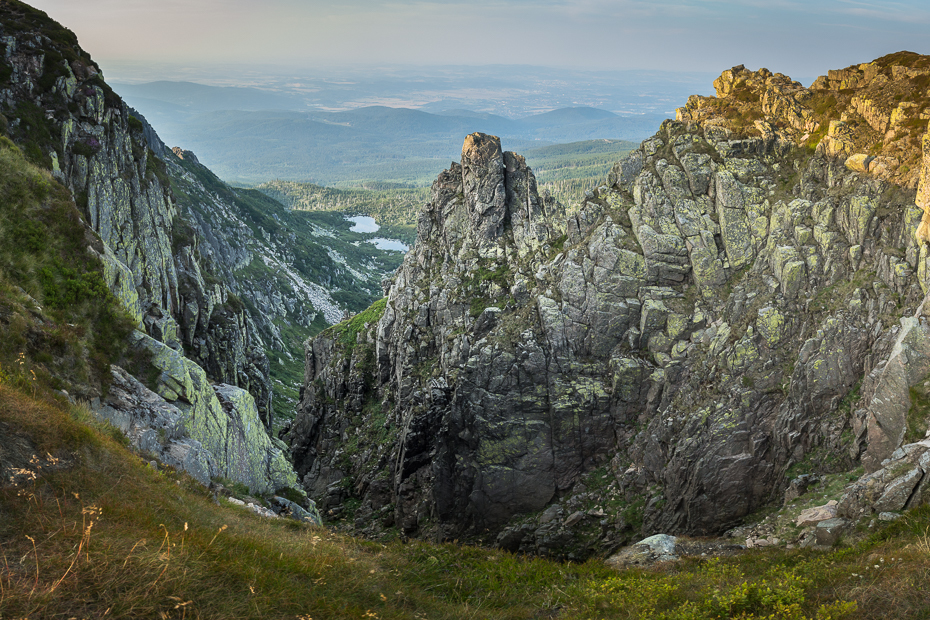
[[70, 137, 100, 159], [127, 114, 144, 132], [331, 297, 387, 349]]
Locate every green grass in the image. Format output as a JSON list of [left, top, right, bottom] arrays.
[[0, 136, 136, 391], [6, 379, 930, 618], [329, 297, 388, 349], [268, 317, 321, 429]]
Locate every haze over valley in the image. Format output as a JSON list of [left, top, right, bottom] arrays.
[[113, 66, 710, 187]]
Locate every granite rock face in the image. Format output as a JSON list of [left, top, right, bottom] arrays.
[[289, 76, 930, 552], [94, 365, 216, 487], [0, 7, 315, 493], [0, 21, 273, 421], [92, 331, 297, 494]]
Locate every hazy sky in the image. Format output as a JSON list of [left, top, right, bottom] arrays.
[[26, 0, 930, 79]]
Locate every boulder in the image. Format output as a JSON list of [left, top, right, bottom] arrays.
[[271, 495, 323, 526], [839, 442, 930, 519], [606, 534, 679, 568], [796, 501, 838, 527], [814, 518, 849, 546]]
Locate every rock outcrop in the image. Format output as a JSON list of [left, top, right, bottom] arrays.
[[94, 360, 298, 494], [95, 332, 297, 493], [0, 4, 368, 494], [94, 365, 216, 486], [288, 55, 930, 556], [839, 439, 930, 519], [677, 54, 930, 189], [676, 54, 930, 243], [0, 9, 272, 419]]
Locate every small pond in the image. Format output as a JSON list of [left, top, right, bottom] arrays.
[[369, 238, 409, 252], [348, 216, 379, 233]]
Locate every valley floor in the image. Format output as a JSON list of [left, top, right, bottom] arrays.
[[2, 384, 930, 619]]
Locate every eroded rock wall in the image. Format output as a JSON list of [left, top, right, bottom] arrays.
[[289, 106, 930, 552], [0, 7, 301, 493], [0, 23, 275, 421]]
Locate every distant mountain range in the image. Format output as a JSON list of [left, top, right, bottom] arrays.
[[117, 81, 668, 186]]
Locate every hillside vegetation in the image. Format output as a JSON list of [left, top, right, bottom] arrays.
[[524, 139, 638, 204], [167, 155, 408, 424], [0, 137, 134, 397], [5, 376, 930, 619], [257, 181, 427, 244]]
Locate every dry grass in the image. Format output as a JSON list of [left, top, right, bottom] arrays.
[[3, 381, 930, 619], [0, 385, 607, 619]]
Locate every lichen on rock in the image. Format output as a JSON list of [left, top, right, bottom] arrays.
[[286, 55, 930, 556]]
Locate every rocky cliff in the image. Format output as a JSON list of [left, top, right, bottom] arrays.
[[0, 2, 288, 492], [0, 2, 396, 495], [287, 54, 930, 556], [162, 145, 403, 423], [0, 5, 270, 406], [0, 0, 398, 414]]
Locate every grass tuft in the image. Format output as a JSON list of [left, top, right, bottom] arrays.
[[4, 376, 930, 619]]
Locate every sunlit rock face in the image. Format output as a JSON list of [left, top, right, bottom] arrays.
[[288, 54, 930, 555]]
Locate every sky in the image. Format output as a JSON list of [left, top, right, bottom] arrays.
[[25, 0, 930, 81]]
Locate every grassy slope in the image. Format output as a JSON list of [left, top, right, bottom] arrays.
[[170, 154, 405, 300], [0, 137, 135, 396], [4, 383, 930, 619]]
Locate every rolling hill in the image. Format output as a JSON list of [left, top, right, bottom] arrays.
[[117, 81, 666, 186]]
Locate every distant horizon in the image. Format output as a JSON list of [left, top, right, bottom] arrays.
[[101, 62, 724, 90], [25, 0, 929, 85], [109, 64, 717, 124]]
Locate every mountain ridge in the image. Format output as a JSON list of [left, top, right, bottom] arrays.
[[0, 0, 405, 495], [285, 53, 930, 560], [118, 84, 666, 185]]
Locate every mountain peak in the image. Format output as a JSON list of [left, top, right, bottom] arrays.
[[171, 146, 200, 164], [677, 53, 930, 190]]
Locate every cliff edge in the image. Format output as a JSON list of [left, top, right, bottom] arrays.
[[288, 54, 930, 557]]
